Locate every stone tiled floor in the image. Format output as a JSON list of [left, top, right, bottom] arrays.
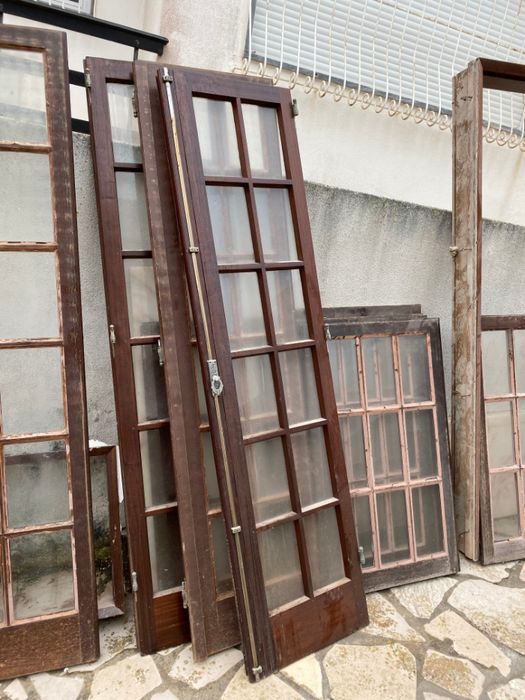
[[2, 557, 524, 699]]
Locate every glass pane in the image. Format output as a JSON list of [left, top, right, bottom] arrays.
[[279, 348, 321, 426], [399, 334, 432, 403], [124, 259, 159, 337], [519, 400, 525, 464], [514, 330, 525, 394], [233, 355, 280, 437], [211, 517, 233, 595], [242, 104, 286, 179], [491, 471, 521, 542], [206, 186, 254, 265], [267, 269, 309, 344], [220, 273, 267, 351], [0, 152, 53, 242], [340, 415, 368, 489], [406, 409, 438, 480], [0, 252, 59, 339], [10, 530, 74, 620], [352, 496, 375, 568], [107, 83, 141, 163], [254, 188, 298, 261], [304, 508, 346, 590], [0, 560, 4, 625], [258, 523, 303, 611], [116, 172, 150, 251], [147, 511, 184, 593], [0, 346, 64, 435], [202, 432, 220, 510], [377, 490, 410, 564], [245, 438, 291, 523], [412, 485, 445, 556], [482, 331, 511, 397], [328, 338, 360, 409], [193, 98, 241, 176], [193, 349, 209, 424], [0, 49, 47, 143], [370, 413, 403, 485], [291, 428, 333, 507], [362, 337, 397, 406], [132, 344, 168, 423], [90, 453, 114, 610], [139, 428, 176, 508], [485, 401, 515, 468], [5, 441, 69, 528]]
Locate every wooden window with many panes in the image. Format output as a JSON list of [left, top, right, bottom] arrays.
[[0, 26, 98, 680], [158, 66, 368, 680], [326, 308, 457, 591]]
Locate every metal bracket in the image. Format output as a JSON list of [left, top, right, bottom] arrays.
[[162, 67, 173, 83], [131, 571, 138, 593], [181, 580, 188, 609], [324, 324, 332, 341], [189, 246, 200, 253], [207, 359, 224, 397], [84, 69, 92, 88], [132, 89, 138, 118], [231, 525, 241, 534], [358, 546, 366, 566], [292, 98, 299, 117], [157, 339, 165, 366], [252, 665, 263, 679], [109, 323, 116, 357]]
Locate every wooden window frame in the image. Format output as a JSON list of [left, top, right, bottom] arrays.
[[0, 26, 98, 680], [325, 306, 458, 591], [157, 66, 368, 680], [452, 58, 525, 563]]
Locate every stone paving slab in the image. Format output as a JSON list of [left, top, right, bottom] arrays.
[[0, 557, 524, 700]]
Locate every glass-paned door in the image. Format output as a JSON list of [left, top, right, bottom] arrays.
[[159, 67, 368, 680], [481, 317, 525, 563], [0, 26, 98, 680], [326, 310, 457, 591]]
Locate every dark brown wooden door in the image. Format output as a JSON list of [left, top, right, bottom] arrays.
[[0, 27, 98, 680], [158, 66, 368, 680], [85, 58, 189, 653]]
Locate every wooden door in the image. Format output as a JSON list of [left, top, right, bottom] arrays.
[[158, 66, 368, 680], [0, 26, 98, 679], [85, 58, 189, 653]]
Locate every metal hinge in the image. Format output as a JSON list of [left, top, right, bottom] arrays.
[[132, 89, 138, 118], [181, 580, 188, 609], [157, 339, 165, 366], [252, 665, 263, 679], [84, 69, 91, 88], [324, 324, 332, 341], [292, 99, 299, 117], [109, 324, 116, 357], [207, 359, 224, 397], [358, 546, 366, 566], [131, 571, 138, 592]]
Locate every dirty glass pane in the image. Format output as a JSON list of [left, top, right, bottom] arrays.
[[206, 186, 254, 265], [328, 338, 360, 409], [233, 354, 280, 437], [11, 530, 74, 620], [412, 484, 444, 556], [258, 523, 304, 611], [352, 496, 375, 568], [291, 428, 333, 507], [376, 490, 410, 564], [210, 516, 233, 595], [193, 348, 209, 425], [370, 412, 403, 485], [279, 348, 321, 426], [202, 431, 220, 510], [482, 331, 511, 397], [0, 152, 53, 243], [406, 409, 438, 480], [242, 104, 286, 179], [116, 172, 151, 251], [0, 49, 47, 143], [254, 188, 298, 262], [147, 511, 184, 593], [220, 272, 267, 351], [0, 346, 64, 435], [491, 471, 521, 542], [514, 330, 525, 394], [5, 441, 69, 528], [339, 415, 368, 489], [267, 269, 309, 344], [362, 337, 397, 406], [245, 437, 291, 523], [399, 334, 432, 403], [139, 428, 176, 508], [132, 344, 168, 423], [89, 453, 114, 610], [124, 259, 159, 337], [519, 400, 525, 464], [107, 83, 141, 163], [304, 508, 346, 590], [0, 252, 59, 339], [193, 98, 241, 176], [485, 401, 515, 468]]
